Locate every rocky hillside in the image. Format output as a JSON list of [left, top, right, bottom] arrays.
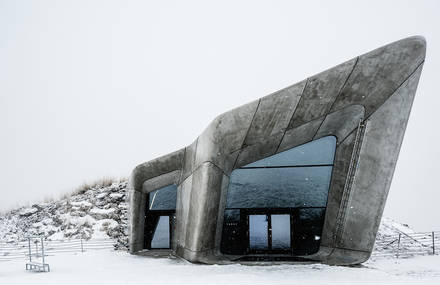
[[0, 181, 128, 249], [0, 181, 414, 251]]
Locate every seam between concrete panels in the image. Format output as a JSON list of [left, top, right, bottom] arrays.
[[232, 99, 261, 169], [275, 78, 309, 153], [180, 160, 231, 187], [283, 78, 309, 130], [179, 138, 200, 184], [332, 246, 370, 254], [312, 57, 359, 140], [178, 147, 187, 185], [337, 60, 425, 146]]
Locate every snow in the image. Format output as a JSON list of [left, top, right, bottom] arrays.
[[18, 207, 38, 217], [1, 250, 439, 284], [96, 193, 108, 199], [70, 201, 92, 208], [90, 207, 116, 215], [109, 193, 124, 199], [60, 214, 96, 227]]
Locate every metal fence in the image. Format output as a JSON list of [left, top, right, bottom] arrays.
[[0, 238, 116, 262], [1, 231, 439, 262], [372, 231, 439, 259]]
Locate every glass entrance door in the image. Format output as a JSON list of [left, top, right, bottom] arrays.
[[248, 213, 291, 253], [150, 215, 171, 249], [249, 215, 268, 250], [271, 214, 291, 250]]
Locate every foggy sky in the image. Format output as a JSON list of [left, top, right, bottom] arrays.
[[1, 0, 439, 231]]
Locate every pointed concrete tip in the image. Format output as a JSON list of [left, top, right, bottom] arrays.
[[397, 35, 427, 58]]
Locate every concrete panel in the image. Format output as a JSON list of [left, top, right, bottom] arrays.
[[183, 163, 224, 255], [142, 170, 180, 193], [244, 80, 306, 146], [214, 174, 230, 254], [194, 100, 259, 173], [175, 174, 193, 250], [277, 116, 323, 153], [234, 80, 306, 168], [331, 36, 426, 117], [128, 189, 147, 253], [234, 134, 283, 168], [288, 58, 357, 129], [131, 148, 184, 192], [325, 247, 371, 265], [180, 139, 198, 184], [338, 64, 423, 252], [314, 104, 365, 142], [320, 131, 356, 248]]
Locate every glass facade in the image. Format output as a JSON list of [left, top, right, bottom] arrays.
[[221, 136, 336, 256], [144, 184, 177, 249]]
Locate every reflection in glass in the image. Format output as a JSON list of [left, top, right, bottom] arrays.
[[249, 215, 268, 250], [271, 215, 291, 250], [226, 166, 332, 209], [149, 184, 177, 210], [244, 136, 336, 167], [151, 216, 170, 248], [221, 136, 337, 256]]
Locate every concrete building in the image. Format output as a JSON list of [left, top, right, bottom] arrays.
[[128, 36, 426, 265]]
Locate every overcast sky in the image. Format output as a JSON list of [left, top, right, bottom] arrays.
[[1, 0, 439, 231]]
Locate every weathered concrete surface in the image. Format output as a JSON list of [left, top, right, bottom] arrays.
[[128, 36, 426, 265], [194, 100, 259, 173], [234, 80, 306, 168], [288, 58, 357, 129], [128, 189, 147, 253], [331, 36, 425, 116], [277, 117, 323, 153], [337, 64, 424, 253], [314, 104, 365, 142], [244, 80, 306, 145]]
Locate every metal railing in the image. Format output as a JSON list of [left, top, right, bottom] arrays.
[[1, 231, 439, 262], [0, 238, 116, 261], [372, 231, 439, 259]]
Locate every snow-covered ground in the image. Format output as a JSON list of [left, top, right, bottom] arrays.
[[1, 181, 439, 283], [1, 250, 439, 285]]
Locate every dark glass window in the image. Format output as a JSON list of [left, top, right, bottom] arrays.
[[244, 136, 336, 167], [226, 167, 332, 209], [149, 184, 177, 210], [221, 136, 336, 256], [144, 184, 177, 249]]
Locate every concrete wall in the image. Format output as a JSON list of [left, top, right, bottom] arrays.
[[128, 36, 426, 265]]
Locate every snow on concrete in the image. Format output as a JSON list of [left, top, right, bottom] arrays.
[[1, 250, 439, 285]]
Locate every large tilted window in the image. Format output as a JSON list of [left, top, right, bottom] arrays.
[[221, 136, 336, 256], [144, 184, 177, 249]]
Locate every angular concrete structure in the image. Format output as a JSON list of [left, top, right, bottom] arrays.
[[128, 36, 426, 265]]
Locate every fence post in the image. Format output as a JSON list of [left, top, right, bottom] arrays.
[[397, 233, 401, 258], [433, 232, 435, 255], [80, 238, 84, 253]]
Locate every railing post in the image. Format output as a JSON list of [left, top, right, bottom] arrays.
[[433, 232, 435, 255], [81, 238, 84, 253], [41, 237, 45, 264], [397, 233, 401, 258], [28, 237, 32, 262]]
